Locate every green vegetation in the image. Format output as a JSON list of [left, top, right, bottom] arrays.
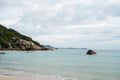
[[0, 38, 9, 48], [0, 24, 43, 48]]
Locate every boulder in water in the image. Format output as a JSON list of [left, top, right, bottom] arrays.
[[86, 49, 96, 55]]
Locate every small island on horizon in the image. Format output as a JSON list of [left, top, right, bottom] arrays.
[[0, 24, 53, 50]]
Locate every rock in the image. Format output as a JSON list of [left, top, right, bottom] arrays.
[[40, 48, 54, 50], [19, 45, 26, 50], [0, 45, 1, 50], [16, 39, 42, 50], [0, 36, 50, 50], [86, 49, 96, 55], [0, 52, 6, 54]]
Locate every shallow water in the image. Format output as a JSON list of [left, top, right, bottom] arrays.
[[0, 49, 120, 80]]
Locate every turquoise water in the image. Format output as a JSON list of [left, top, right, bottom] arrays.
[[0, 49, 120, 80]]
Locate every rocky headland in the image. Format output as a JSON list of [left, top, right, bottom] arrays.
[[0, 24, 52, 50]]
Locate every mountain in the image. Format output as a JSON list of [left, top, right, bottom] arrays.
[[0, 24, 46, 50], [44, 45, 54, 48]]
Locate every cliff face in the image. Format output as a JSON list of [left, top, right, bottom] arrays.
[[0, 24, 44, 50]]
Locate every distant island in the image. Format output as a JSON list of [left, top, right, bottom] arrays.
[[0, 24, 53, 50], [44, 45, 55, 49], [58, 47, 87, 49]]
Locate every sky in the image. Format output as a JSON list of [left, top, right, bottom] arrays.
[[0, 0, 120, 49]]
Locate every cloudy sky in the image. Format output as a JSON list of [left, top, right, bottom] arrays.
[[0, 0, 120, 49]]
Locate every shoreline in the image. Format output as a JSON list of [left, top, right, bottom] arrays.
[[0, 48, 54, 51], [0, 69, 79, 80]]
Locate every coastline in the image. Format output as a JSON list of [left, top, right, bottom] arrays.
[[0, 69, 79, 80], [0, 47, 54, 51]]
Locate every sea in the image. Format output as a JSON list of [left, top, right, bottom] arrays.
[[0, 49, 120, 80]]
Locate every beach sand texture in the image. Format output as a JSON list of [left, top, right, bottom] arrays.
[[0, 69, 78, 80]]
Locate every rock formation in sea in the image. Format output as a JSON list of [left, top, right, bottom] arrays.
[[86, 49, 96, 55], [10, 38, 42, 50], [0, 24, 50, 50]]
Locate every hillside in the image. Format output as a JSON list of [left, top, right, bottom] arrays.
[[0, 24, 45, 50]]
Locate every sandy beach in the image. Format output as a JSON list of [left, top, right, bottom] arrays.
[[0, 69, 78, 80]]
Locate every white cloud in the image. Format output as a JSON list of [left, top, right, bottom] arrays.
[[108, 0, 120, 3], [0, 0, 120, 49], [0, 20, 18, 26]]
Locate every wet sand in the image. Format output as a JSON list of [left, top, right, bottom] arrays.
[[0, 69, 78, 80]]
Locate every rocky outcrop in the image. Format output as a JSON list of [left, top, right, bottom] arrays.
[[0, 24, 55, 51], [8, 38, 43, 50], [0, 36, 52, 50], [86, 49, 96, 55], [0, 24, 47, 50]]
